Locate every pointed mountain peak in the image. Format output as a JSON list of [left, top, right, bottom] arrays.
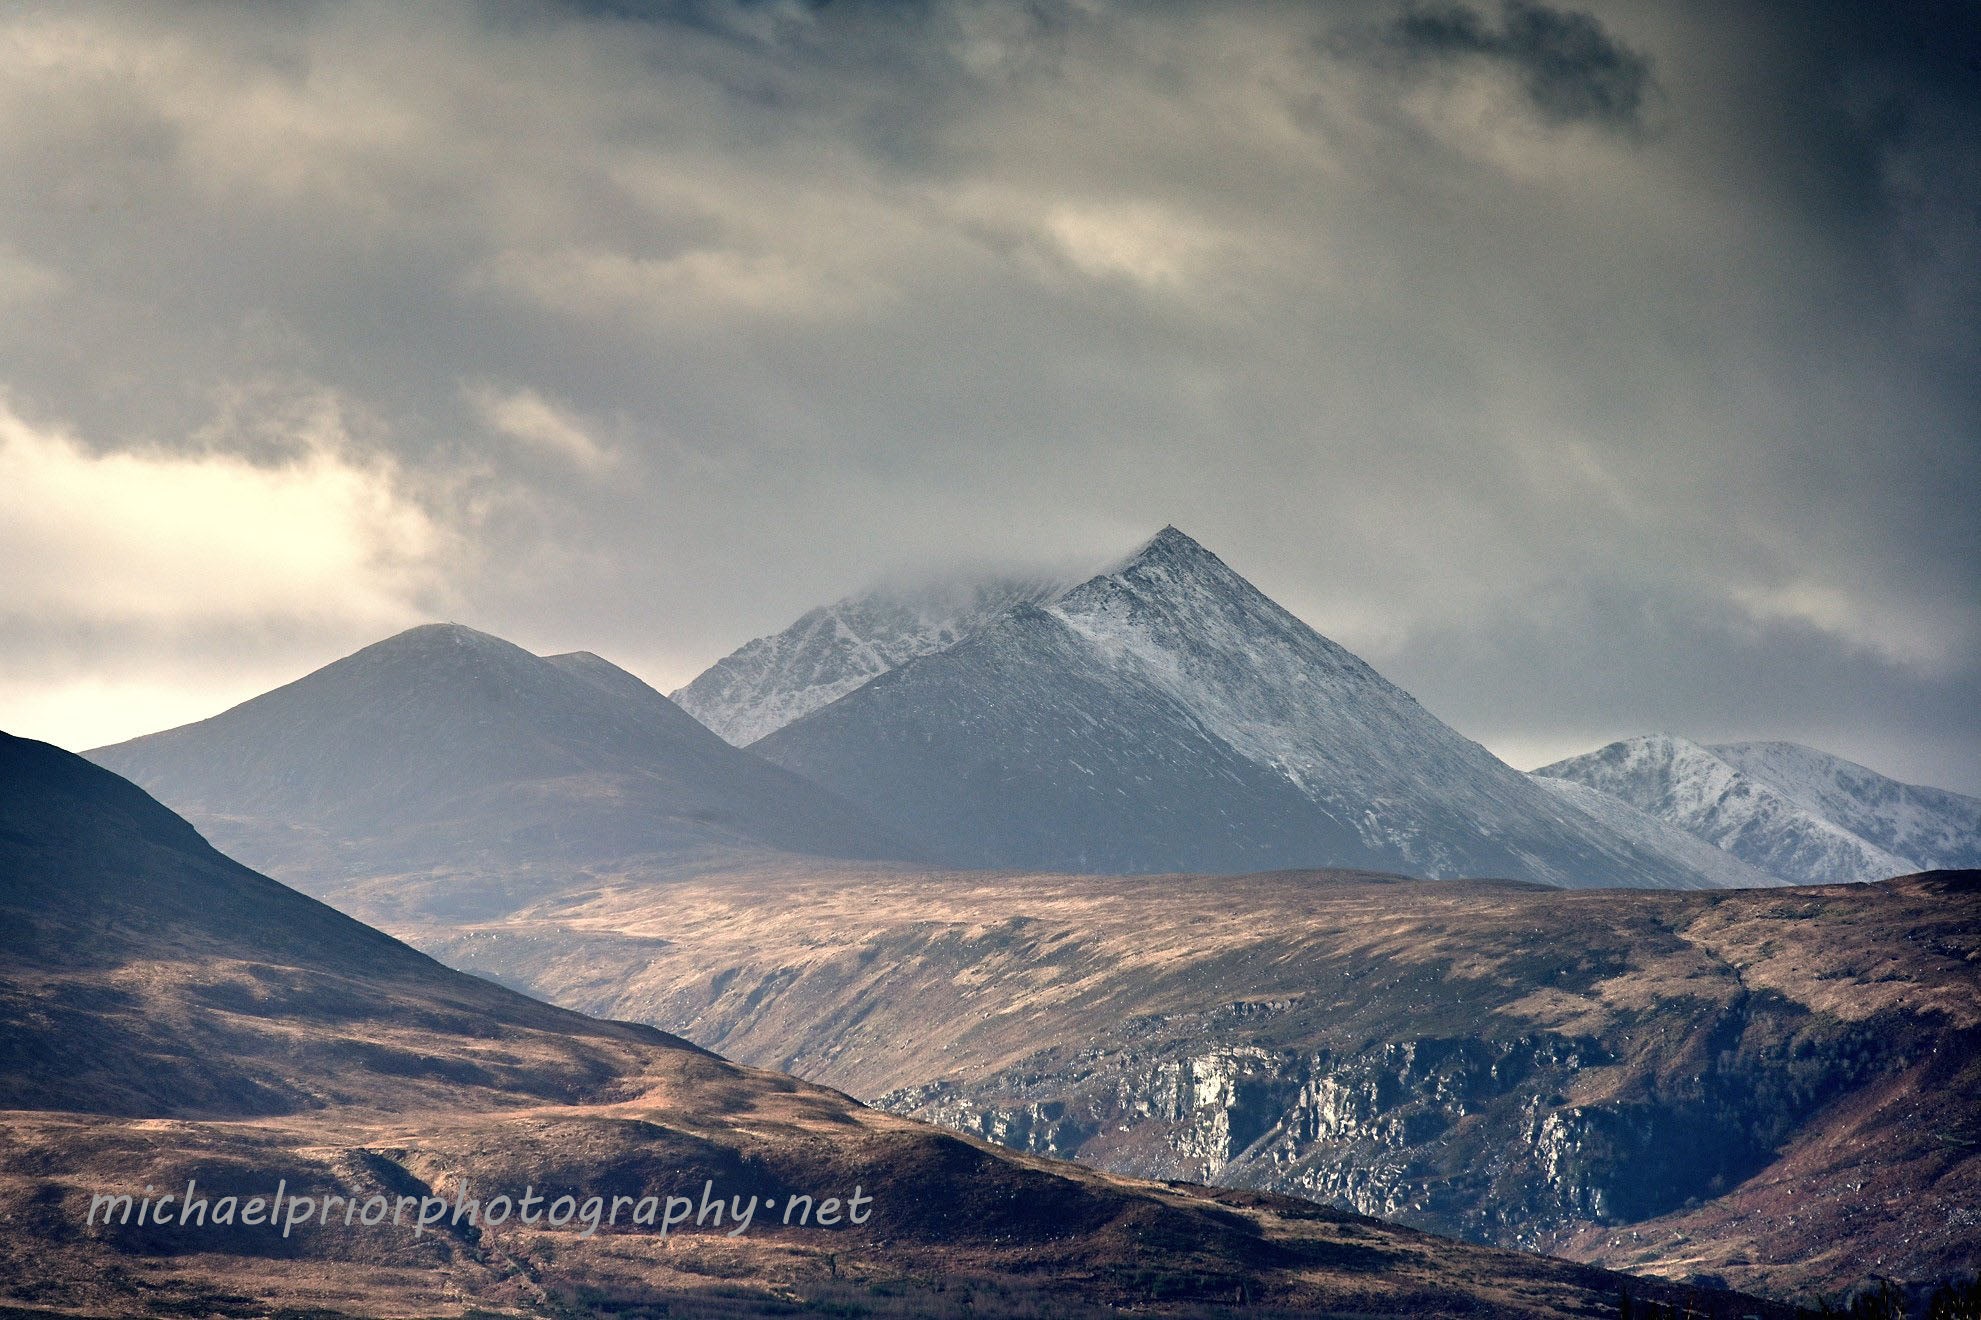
[[1085, 525, 1250, 603], [1070, 524, 1282, 616], [1144, 523, 1196, 549], [1121, 524, 1216, 568], [753, 523, 1748, 888]]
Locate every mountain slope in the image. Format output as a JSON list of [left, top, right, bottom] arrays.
[[753, 529, 1763, 888], [86, 624, 917, 915], [1524, 774, 1784, 890], [673, 574, 1067, 746], [1, 731, 1777, 1319], [1535, 734, 1972, 884], [0, 728, 708, 1119], [410, 857, 1981, 1298], [1710, 740, 1981, 871]]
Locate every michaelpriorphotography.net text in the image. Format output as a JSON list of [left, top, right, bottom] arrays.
[[84, 1179, 873, 1240]]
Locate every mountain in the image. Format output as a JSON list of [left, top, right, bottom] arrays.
[[748, 528, 1773, 888], [1524, 774, 1783, 890], [1536, 734, 1980, 885], [86, 623, 917, 918], [413, 856, 1981, 1299], [673, 573, 1067, 746], [2, 731, 1781, 1319], [0, 728, 708, 1119], [1709, 740, 1981, 871]]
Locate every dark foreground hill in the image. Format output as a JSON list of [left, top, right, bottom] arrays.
[[85, 623, 917, 920], [406, 857, 1981, 1300], [0, 732, 1785, 1318]]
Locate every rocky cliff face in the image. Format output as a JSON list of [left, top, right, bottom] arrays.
[[879, 998, 1921, 1253]]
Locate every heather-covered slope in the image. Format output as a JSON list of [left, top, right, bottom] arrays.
[[0, 729, 711, 1119], [410, 859, 1981, 1298]]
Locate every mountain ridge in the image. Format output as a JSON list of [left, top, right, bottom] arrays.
[[749, 528, 1779, 888], [1537, 734, 1978, 884], [1709, 739, 1981, 870], [85, 623, 920, 916]]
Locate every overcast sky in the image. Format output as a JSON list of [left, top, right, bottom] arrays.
[[1, 0, 1976, 791]]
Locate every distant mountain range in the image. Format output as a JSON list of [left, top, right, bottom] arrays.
[[87, 623, 918, 917], [726, 528, 1777, 887], [83, 528, 1972, 894], [1538, 734, 1981, 885]]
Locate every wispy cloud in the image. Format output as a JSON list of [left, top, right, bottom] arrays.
[[466, 383, 617, 473]]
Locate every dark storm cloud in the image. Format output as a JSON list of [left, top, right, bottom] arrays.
[[1384, 1, 1652, 128], [0, 0, 1974, 792]]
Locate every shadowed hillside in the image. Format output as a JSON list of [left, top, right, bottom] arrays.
[[85, 624, 919, 920]]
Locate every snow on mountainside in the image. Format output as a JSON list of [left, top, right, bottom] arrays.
[[673, 574, 1068, 745], [1533, 734, 1963, 885], [752, 528, 1758, 888], [1708, 741, 1981, 872], [1525, 774, 1786, 889]]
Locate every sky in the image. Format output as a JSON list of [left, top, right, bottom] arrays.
[[1, 0, 1977, 792]]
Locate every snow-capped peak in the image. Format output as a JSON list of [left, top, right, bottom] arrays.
[[1706, 740, 1981, 872], [672, 571, 1071, 746], [1533, 734, 1969, 884], [739, 528, 1763, 887], [1047, 527, 1398, 797]]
